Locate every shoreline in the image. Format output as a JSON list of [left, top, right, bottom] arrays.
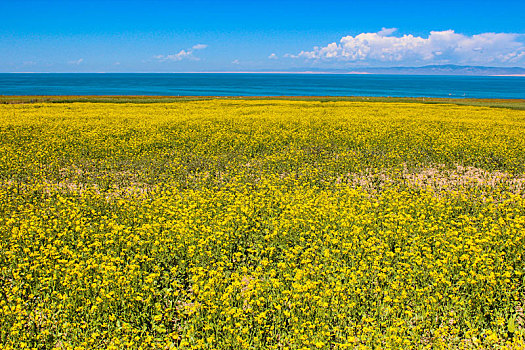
[[1, 95, 524, 100]]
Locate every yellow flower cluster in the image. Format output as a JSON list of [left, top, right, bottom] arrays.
[[1, 100, 525, 349]]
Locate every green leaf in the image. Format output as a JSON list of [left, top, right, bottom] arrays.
[[508, 316, 516, 333], [154, 325, 167, 334]]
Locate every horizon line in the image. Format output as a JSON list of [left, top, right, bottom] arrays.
[[3, 71, 525, 77]]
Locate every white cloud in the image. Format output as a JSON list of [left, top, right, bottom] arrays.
[[155, 50, 194, 62], [268, 53, 278, 59], [232, 59, 240, 65], [287, 29, 525, 66], [68, 58, 84, 65], [192, 44, 208, 50], [378, 27, 397, 36], [156, 44, 208, 62]]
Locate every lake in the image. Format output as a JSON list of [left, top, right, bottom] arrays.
[[0, 73, 524, 98]]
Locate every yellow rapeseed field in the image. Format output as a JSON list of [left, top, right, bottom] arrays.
[[1, 100, 525, 349]]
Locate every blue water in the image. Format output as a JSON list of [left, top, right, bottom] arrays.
[[0, 73, 524, 98]]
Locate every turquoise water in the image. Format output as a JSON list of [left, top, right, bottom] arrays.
[[0, 73, 524, 98]]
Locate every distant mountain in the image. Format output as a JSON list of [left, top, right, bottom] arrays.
[[271, 65, 525, 76], [361, 65, 525, 76]]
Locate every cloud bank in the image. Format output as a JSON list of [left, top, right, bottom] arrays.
[[287, 29, 525, 66], [155, 44, 208, 62]]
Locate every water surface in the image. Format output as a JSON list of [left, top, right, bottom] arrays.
[[0, 73, 524, 98]]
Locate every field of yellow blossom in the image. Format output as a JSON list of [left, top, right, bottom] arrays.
[[1, 99, 525, 349]]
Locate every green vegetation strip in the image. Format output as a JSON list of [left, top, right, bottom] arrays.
[[1, 95, 525, 110]]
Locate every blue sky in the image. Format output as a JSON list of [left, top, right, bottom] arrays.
[[1, 0, 524, 72]]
